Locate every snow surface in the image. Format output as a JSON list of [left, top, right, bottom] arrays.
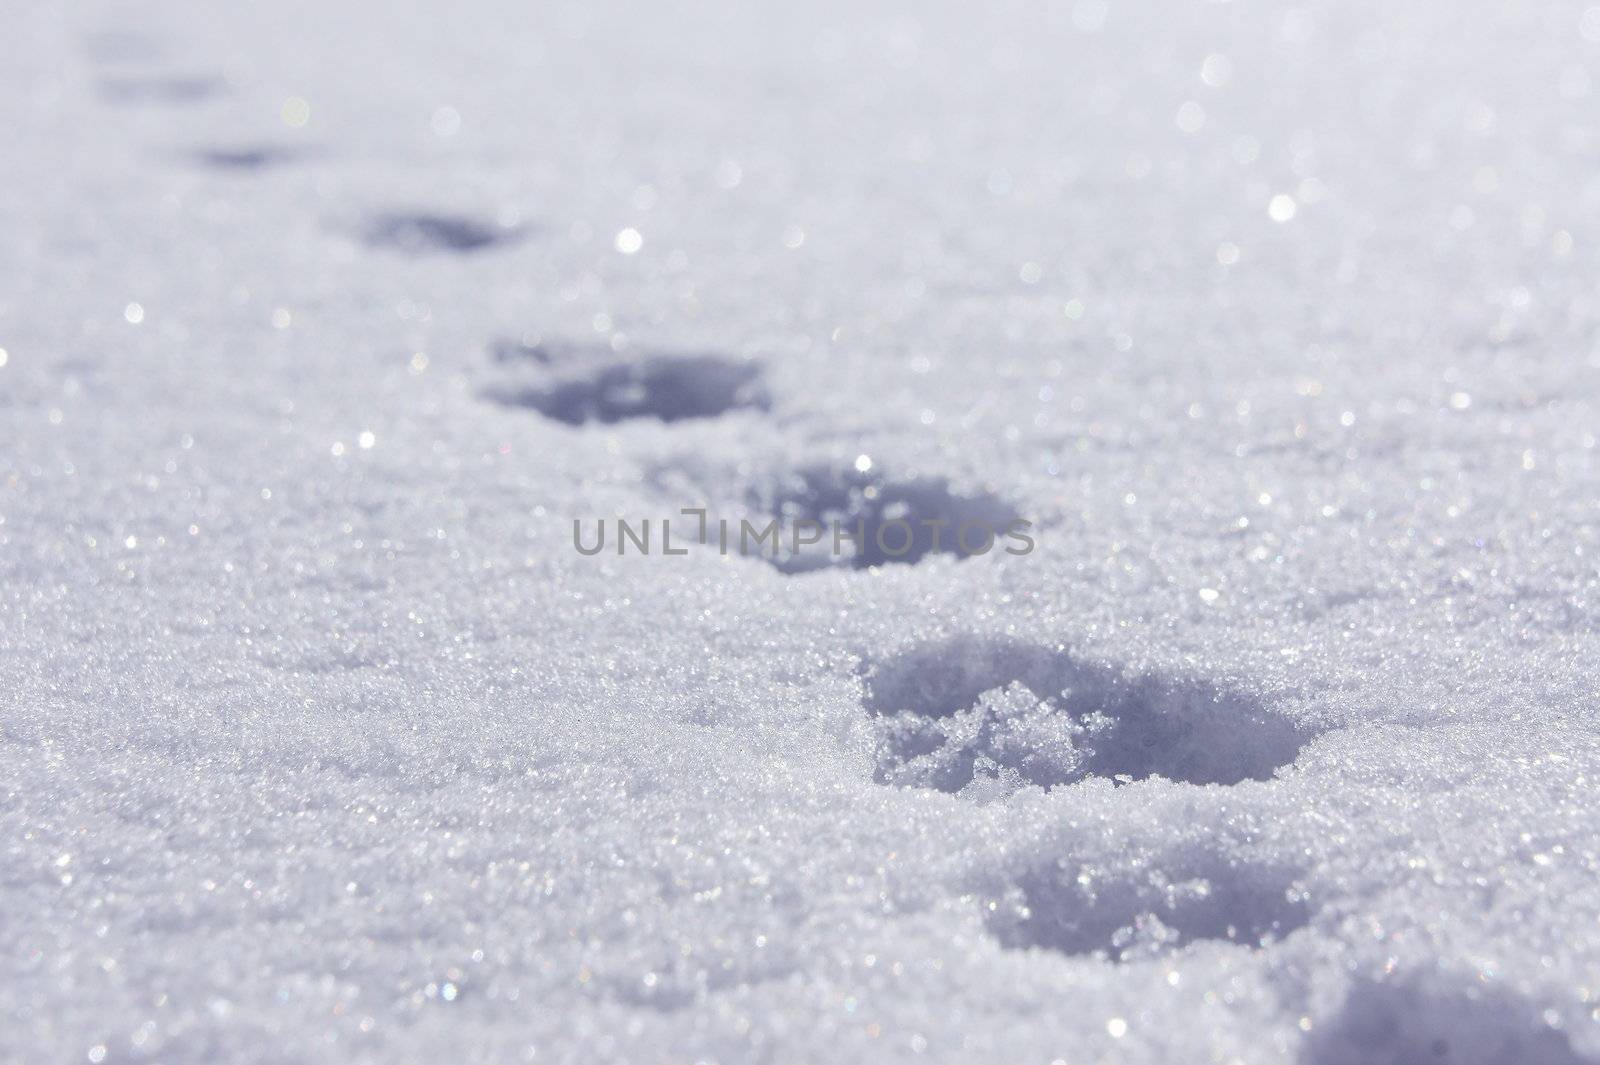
[[5, 1, 1600, 1062]]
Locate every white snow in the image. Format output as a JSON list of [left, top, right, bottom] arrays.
[[4, 1, 1600, 1062]]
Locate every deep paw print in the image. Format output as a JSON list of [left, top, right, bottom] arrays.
[[862, 635, 1313, 795], [750, 462, 1027, 572], [360, 211, 523, 254], [989, 846, 1313, 962], [482, 339, 769, 425]]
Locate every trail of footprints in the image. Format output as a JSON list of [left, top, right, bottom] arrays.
[[482, 340, 1024, 570], [92, 14, 1347, 1003], [486, 330, 1330, 966], [80, 27, 300, 174], [82, 27, 523, 238], [867, 635, 1320, 961]]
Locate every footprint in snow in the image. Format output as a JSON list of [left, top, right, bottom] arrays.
[[482, 338, 770, 425], [861, 634, 1313, 794], [748, 462, 1026, 572], [360, 211, 524, 254], [988, 845, 1313, 962]]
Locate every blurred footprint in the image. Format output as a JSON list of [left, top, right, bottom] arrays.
[[189, 145, 309, 171], [482, 339, 769, 424], [359, 211, 524, 254]]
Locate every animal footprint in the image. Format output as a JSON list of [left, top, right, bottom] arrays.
[[751, 463, 1027, 572], [482, 340, 769, 425], [989, 846, 1312, 962], [360, 212, 522, 254], [863, 635, 1312, 794]]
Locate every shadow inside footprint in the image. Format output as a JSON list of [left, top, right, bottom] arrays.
[[754, 464, 1025, 572], [484, 350, 769, 425], [990, 848, 1312, 962], [1303, 977, 1584, 1065], [361, 212, 521, 254], [863, 635, 1312, 793]]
